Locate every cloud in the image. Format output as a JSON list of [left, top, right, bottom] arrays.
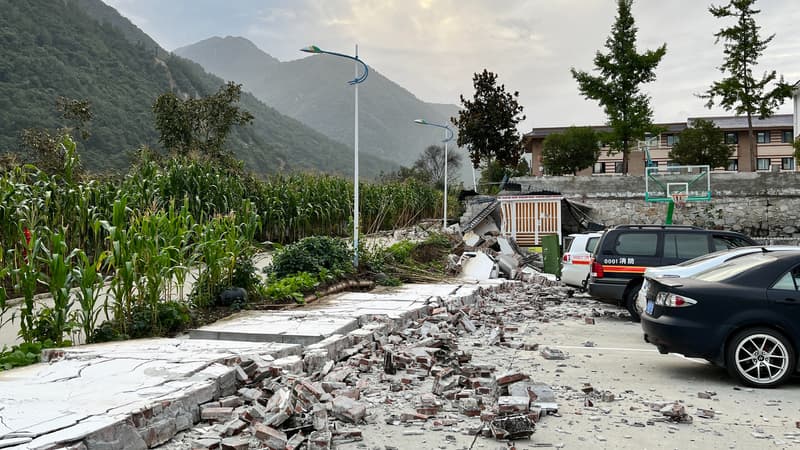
[[103, 0, 800, 131]]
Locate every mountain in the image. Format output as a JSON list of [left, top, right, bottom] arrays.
[[0, 0, 397, 177], [175, 37, 463, 170]]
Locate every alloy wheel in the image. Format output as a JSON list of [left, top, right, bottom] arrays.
[[734, 334, 790, 385]]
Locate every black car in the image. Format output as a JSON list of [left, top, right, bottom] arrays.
[[642, 250, 800, 388], [588, 225, 756, 321]]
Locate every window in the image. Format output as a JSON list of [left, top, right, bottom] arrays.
[[614, 162, 624, 173], [694, 253, 775, 282], [593, 162, 605, 174], [614, 233, 658, 257], [666, 134, 679, 146], [756, 131, 770, 144], [663, 233, 709, 259], [725, 132, 738, 144], [772, 267, 800, 291], [727, 159, 738, 171], [757, 158, 771, 171], [783, 130, 794, 143], [781, 157, 795, 171], [586, 237, 600, 253], [712, 235, 754, 251]]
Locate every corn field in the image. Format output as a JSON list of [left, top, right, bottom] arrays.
[[0, 137, 441, 349]]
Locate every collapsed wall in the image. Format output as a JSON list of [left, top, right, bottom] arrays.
[[513, 172, 800, 238]]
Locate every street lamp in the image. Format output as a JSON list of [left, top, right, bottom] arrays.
[[414, 119, 454, 229], [301, 44, 369, 267]]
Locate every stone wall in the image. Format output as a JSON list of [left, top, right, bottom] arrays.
[[513, 172, 800, 238]]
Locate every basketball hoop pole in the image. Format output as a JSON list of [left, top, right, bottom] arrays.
[[666, 200, 676, 225]]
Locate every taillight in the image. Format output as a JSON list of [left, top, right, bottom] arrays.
[[655, 292, 697, 307], [591, 259, 604, 278], [563, 253, 571, 263]]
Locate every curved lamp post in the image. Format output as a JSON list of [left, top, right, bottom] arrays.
[[301, 44, 369, 267], [414, 119, 454, 229]]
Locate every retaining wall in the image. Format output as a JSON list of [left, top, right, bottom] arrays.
[[514, 172, 800, 238]]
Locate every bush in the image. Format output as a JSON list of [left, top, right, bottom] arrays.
[[269, 236, 353, 279], [263, 272, 318, 304]]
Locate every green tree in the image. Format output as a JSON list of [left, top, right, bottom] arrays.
[[570, 0, 666, 174], [541, 127, 600, 175], [451, 69, 525, 169], [19, 96, 92, 176], [153, 82, 254, 163], [668, 119, 733, 168], [412, 145, 463, 189], [701, 0, 793, 172], [479, 158, 530, 194]]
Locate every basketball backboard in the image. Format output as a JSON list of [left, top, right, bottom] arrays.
[[645, 165, 711, 203]]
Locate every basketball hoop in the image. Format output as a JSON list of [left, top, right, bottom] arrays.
[[671, 192, 687, 208]]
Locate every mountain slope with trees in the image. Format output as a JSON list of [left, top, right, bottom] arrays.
[[0, 0, 396, 177]]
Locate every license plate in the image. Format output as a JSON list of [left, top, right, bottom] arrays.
[[645, 300, 655, 315]]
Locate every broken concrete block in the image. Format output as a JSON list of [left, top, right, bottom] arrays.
[[432, 375, 460, 396], [200, 406, 234, 422], [459, 398, 481, 417], [272, 355, 304, 374], [265, 387, 292, 414], [540, 347, 566, 360], [218, 396, 243, 408], [313, 404, 329, 431], [308, 431, 332, 450], [497, 396, 530, 413], [460, 252, 497, 281], [286, 432, 306, 450], [253, 423, 288, 449], [332, 396, 367, 424], [190, 438, 220, 450], [223, 419, 247, 436], [495, 371, 529, 386], [220, 437, 249, 450]]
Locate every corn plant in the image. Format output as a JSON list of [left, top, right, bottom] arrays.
[[11, 226, 43, 344], [72, 249, 108, 344], [37, 229, 78, 345]]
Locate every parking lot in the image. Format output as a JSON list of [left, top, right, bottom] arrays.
[[344, 292, 800, 449]]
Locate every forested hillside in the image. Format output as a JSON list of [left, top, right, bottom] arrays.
[[0, 0, 397, 176]]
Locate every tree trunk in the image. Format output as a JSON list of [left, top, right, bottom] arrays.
[[622, 139, 630, 175], [747, 113, 756, 172]]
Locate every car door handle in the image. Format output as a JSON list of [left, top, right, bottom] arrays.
[[784, 298, 798, 303]]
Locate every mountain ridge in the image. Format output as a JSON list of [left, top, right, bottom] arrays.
[[0, 0, 397, 177], [174, 36, 464, 171]]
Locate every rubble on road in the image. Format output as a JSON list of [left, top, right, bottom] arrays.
[[159, 281, 601, 449]]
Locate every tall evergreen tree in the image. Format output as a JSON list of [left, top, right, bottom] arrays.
[[570, 0, 666, 174], [451, 69, 525, 170], [701, 0, 793, 172]]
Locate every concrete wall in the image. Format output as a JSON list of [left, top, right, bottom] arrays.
[[513, 172, 800, 238]]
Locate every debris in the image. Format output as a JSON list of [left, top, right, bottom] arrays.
[[489, 414, 536, 440], [540, 347, 567, 360]]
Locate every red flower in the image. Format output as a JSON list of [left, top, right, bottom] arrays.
[[23, 227, 31, 245]]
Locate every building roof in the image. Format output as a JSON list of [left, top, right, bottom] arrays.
[[525, 114, 793, 139], [687, 114, 793, 130]]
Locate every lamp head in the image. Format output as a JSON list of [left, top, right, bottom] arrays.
[[414, 119, 427, 125], [300, 45, 323, 54]]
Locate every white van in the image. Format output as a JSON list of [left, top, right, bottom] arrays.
[[561, 232, 602, 289]]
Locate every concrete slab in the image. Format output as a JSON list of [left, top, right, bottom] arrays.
[[0, 338, 300, 449]]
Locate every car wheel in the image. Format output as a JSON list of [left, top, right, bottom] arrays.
[[625, 282, 643, 322], [726, 328, 796, 388]]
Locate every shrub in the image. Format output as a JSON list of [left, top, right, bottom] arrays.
[[269, 236, 353, 279]]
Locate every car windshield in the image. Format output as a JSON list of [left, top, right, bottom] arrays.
[[693, 253, 776, 282]]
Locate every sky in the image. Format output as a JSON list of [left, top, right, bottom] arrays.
[[104, 0, 800, 132]]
